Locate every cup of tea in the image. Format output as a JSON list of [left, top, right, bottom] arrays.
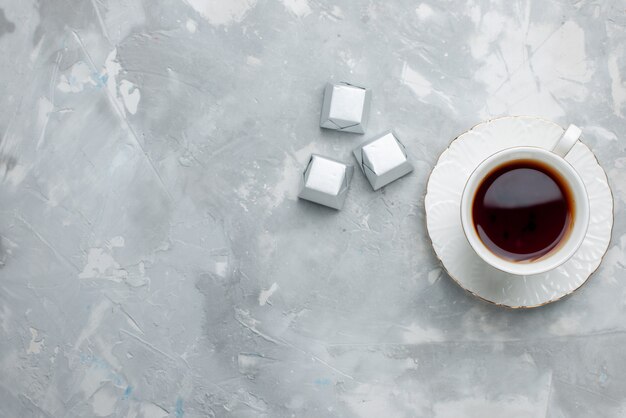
[[460, 125, 590, 276]]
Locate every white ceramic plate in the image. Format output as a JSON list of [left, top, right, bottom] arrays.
[[425, 116, 614, 308]]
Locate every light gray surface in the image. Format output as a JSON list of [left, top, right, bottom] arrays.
[[0, 0, 625, 417]]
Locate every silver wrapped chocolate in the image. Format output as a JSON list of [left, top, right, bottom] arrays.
[[298, 154, 354, 210], [353, 130, 413, 190], [320, 82, 371, 134]]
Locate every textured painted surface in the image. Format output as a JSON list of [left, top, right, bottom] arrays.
[[0, 0, 625, 417]]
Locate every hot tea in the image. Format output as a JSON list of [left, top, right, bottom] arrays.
[[472, 159, 574, 262]]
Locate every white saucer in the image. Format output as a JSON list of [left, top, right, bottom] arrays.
[[425, 116, 614, 308]]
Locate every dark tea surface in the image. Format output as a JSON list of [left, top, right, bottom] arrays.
[[472, 159, 573, 262]]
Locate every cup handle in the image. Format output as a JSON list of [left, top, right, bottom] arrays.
[[552, 124, 581, 157]]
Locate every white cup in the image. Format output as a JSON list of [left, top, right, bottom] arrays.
[[460, 125, 590, 276]]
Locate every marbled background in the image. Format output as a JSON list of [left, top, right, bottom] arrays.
[[0, 0, 625, 417]]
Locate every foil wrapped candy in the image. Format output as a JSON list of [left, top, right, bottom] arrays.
[[298, 154, 354, 210], [353, 131, 413, 190], [320, 82, 371, 134], [298, 83, 412, 210]]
